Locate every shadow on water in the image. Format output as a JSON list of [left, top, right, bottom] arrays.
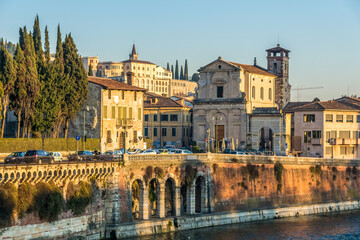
[[125, 210, 360, 240]]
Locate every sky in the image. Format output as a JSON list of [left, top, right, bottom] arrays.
[[1, 0, 360, 101]]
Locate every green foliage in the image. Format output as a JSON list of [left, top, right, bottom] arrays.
[[192, 145, 202, 153], [148, 180, 157, 202], [145, 166, 153, 178], [34, 182, 63, 222], [67, 181, 92, 216], [132, 180, 139, 201], [184, 59, 188, 80], [175, 60, 179, 79], [44, 26, 50, 64], [4, 41, 16, 56], [18, 182, 36, 217], [0, 183, 17, 227], [88, 63, 93, 76], [274, 161, 284, 191], [191, 73, 200, 82], [154, 167, 164, 179], [310, 165, 322, 175], [184, 165, 197, 186], [0, 138, 99, 152], [246, 163, 260, 182], [180, 65, 184, 80]]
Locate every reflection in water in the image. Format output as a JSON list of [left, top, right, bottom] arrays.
[[127, 211, 360, 240]]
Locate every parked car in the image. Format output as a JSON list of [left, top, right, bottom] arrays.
[[97, 150, 123, 161], [223, 149, 237, 154], [134, 149, 157, 155], [48, 152, 63, 162], [233, 151, 247, 155], [128, 148, 141, 155], [157, 149, 168, 154], [68, 151, 94, 161], [164, 145, 176, 150], [174, 149, 193, 154], [4, 152, 26, 164], [168, 149, 179, 154], [24, 150, 54, 163]]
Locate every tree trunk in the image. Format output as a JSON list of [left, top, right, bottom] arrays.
[[0, 97, 9, 138], [17, 113, 22, 138], [64, 118, 69, 139]]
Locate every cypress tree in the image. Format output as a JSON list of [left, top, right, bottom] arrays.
[[33, 15, 44, 68], [166, 62, 170, 71], [44, 26, 50, 64], [62, 34, 88, 138], [54, 24, 64, 72], [11, 44, 27, 138], [88, 63, 93, 76], [180, 65, 184, 80], [171, 65, 174, 79], [96, 67, 101, 77], [0, 43, 16, 137], [184, 59, 188, 81], [175, 60, 179, 79]]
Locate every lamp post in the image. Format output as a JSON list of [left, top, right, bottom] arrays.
[[212, 114, 223, 153], [207, 128, 210, 153]]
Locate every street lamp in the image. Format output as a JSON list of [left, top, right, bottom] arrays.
[[212, 114, 223, 153], [207, 128, 211, 153]]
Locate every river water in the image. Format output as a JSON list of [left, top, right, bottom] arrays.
[[128, 211, 360, 240]]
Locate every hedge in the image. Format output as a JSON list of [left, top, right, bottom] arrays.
[[0, 138, 100, 153]]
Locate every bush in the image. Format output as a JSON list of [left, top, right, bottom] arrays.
[[34, 182, 63, 222], [184, 165, 197, 186], [274, 161, 284, 191], [18, 182, 36, 217], [67, 181, 92, 216], [154, 167, 164, 179], [0, 183, 17, 227], [310, 165, 322, 175], [192, 146, 202, 153]]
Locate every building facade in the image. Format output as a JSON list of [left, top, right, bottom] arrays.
[[284, 97, 360, 159], [68, 76, 146, 152], [193, 50, 286, 154], [143, 93, 192, 148], [82, 56, 99, 76]]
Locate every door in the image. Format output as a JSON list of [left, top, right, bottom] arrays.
[[119, 132, 125, 149]]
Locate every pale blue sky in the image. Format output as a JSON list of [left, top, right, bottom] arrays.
[[1, 0, 360, 101]]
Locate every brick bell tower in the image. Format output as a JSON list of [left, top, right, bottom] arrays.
[[266, 44, 291, 109]]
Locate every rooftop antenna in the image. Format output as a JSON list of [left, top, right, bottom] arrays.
[[277, 33, 280, 45]]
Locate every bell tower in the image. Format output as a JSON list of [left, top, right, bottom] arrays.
[[129, 43, 138, 60], [266, 44, 291, 108]]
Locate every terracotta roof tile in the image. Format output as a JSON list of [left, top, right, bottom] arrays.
[[88, 76, 146, 91], [226, 61, 277, 77], [285, 100, 359, 112], [122, 59, 156, 65], [144, 93, 190, 108]]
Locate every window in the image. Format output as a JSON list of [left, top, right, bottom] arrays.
[[357, 115, 360, 123], [133, 130, 138, 143], [123, 107, 127, 119], [260, 87, 264, 100], [336, 115, 343, 122], [129, 107, 133, 119], [121, 91, 125, 100], [153, 127, 158, 137], [339, 131, 350, 139], [325, 114, 333, 122], [273, 62, 277, 72], [161, 114, 168, 121], [172, 127, 176, 137], [118, 107, 122, 120], [104, 106, 108, 118], [312, 131, 321, 139], [170, 114, 178, 121], [252, 86, 255, 99], [138, 108, 142, 120], [340, 146, 348, 155], [303, 114, 315, 122], [304, 131, 311, 143], [217, 86, 224, 98], [162, 127, 167, 136], [111, 106, 116, 119], [134, 92, 137, 101], [107, 130, 112, 143], [144, 127, 148, 137], [269, 88, 272, 100], [153, 114, 158, 122], [108, 90, 111, 100], [346, 115, 353, 123], [144, 114, 149, 122]]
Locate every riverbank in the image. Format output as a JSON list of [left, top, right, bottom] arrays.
[[109, 200, 360, 239]]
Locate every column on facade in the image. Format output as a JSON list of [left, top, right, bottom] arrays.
[[174, 186, 181, 216], [186, 185, 195, 215], [157, 187, 165, 218], [139, 185, 149, 220], [201, 179, 208, 213]]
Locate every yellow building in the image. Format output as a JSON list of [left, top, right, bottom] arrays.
[[82, 56, 99, 76], [143, 93, 192, 148], [284, 97, 360, 159], [97, 61, 123, 79]]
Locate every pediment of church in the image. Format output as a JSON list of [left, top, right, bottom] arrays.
[[198, 58, 240, 72]]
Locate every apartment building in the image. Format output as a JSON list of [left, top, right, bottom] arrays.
[[284, 97, 360, 159]]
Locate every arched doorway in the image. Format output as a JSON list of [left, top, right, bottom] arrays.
[[148, 179, 160, 218], [195, 176, 206, 213], [259, 127, 273, 152], [131, 179, 143, 220], [165, 178, 175, 216]]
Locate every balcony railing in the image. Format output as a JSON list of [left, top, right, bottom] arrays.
[[334, 138, 359, 145], [116, 118, 134, 127]]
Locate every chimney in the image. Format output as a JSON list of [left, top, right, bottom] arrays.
[[254, 57, 257, 66]]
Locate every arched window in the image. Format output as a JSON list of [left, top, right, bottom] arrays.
[[260, 87, 264, 100], [252, 86, 255, 99], [269, 88, 272, 100]]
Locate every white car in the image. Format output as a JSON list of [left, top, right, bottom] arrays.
[[168, 149, 179, 154], [48, 152, 63, 162], [128, 148, 141, 155], [174, 149, 193, 154], [135, 149, 157, 155], [234, 151, 247, 155]]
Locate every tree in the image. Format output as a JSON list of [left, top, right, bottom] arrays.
[[96, 67, 101, 77], [62, 34, 88, 138], [0, 42, 16, 137], [166, 62, 170, 71], [10, 44, 27, 138], [32, 15, 44, 69], [171, 65, 174, 79], [88, 63, 93, 76], [313, 97, 320, 102], [44, 26, 50, 64], [184, 59, 188, 80], [191, 73, 200, 82], [175, 60, 179, 79], [180, 65, 184, 80]]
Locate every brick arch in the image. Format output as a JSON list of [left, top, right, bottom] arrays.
[[163, 173, 180, 187]]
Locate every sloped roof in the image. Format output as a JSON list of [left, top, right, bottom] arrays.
[[144, 93, 191, 108], [284, 100, 359, 112], [226, 61, 277, 77], [88, 76, 146, 91], [266, 44, 290, 53], [283, 102, 311, 112], [122, 59, 156, 65], [336, 96, 360, 108]]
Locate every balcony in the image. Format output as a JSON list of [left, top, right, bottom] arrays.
[[116, 118, 134, 128]]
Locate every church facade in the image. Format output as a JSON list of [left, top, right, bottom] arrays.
[[193, 44, 290, 154]]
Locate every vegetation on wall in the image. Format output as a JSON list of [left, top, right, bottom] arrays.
[[274, 161, 284, 191], [17, 182, 36, 217], [154, 167, 164, 179], [67, 181, 93, 215], [0, 183, 17, 227], [183, 165, 197, 186], [34, 182, 63, 222], [310, 165, 322, 175]]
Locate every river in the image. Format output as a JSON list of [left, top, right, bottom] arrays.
[[127, 211, 360, 240]]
